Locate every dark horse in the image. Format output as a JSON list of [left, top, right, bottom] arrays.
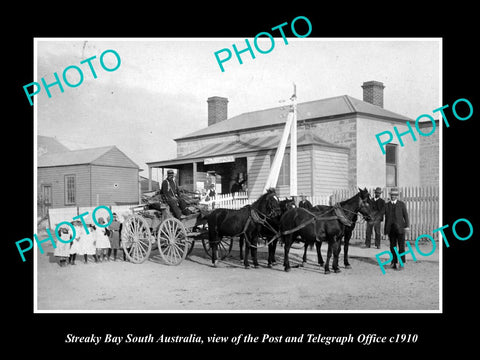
[[238, 197, 296, 265], [207, 188, 281, 268], [279, 188, 373, 274], [299, 189, 373, 269]]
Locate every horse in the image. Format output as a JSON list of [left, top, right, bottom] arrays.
[[207, 188, 281, 268], [238, 197, 296, 264], [279, 188, 374, 274], [300, 189, 376, 269]]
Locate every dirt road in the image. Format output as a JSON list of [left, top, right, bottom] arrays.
[[36, 238, 440, 312]]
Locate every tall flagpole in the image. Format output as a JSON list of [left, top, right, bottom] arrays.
[[290, 83, 298, 197], [263, 84, 298, 194], [263, 111, 293, 192]]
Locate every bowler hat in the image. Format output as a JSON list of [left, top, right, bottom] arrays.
[[389, 188, 399, 195], [167, 170, 174, 175], [374, 187, 382, 193]]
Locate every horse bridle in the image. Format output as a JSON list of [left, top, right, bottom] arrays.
[[341, 196, 371, 222]]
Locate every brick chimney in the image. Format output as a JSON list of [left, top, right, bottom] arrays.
[[207, 96, 228, 126], [361, 81, 385, 108]]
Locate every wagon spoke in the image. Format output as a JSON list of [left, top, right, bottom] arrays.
[[121, 214, 152, 264], [137, 242, 145, 258], [131, 218, 139, 234], [160, 228, 171, 242], [171, 243, 181, 256], [170, 244, 180, 261], [167, 244, 177, 260], [135, 243, 143, 260], [137, 241, 147, 255], [131, 244, 138, 261], [128, 245, 135, 256], [157, 217, 188, 265], [166, 219, 173, 237]]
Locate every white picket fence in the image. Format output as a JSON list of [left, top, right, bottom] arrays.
[[209, 192, 252, 209], [304, 195, 332, 206], [207, 192, 332, 210]]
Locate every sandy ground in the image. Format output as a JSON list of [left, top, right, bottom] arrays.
[[36, 236, 440, 312]]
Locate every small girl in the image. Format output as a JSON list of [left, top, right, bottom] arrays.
[[54, 226, 72, 267], [95, 217, 111, 261], [78, 223, 98, 263], [68, 221, 82, 265], [108, 213, 122, 261]]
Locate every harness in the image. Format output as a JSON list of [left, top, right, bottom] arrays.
[[246, 202, 365, 248], [212, 198, 368, 248]]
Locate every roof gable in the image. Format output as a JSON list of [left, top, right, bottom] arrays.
[[178, 95, 413, 140], [37, 135, 70, 156], [37, 145, 139, 168], [92, 146, 139, 168]]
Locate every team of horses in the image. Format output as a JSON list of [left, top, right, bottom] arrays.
[[206, 187, 375, 274]]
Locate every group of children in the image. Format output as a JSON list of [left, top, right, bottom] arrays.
[[53, 213, 124, 267]]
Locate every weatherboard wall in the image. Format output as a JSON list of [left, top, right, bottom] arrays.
[[38, 165, 91, 208], [90, 165, 139, 206]]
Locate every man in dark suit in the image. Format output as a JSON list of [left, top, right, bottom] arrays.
[[365, 187, 386, 249], [384, 188, 410, 270], [298, 194, 313, 210], [161, 170, 187, 219]]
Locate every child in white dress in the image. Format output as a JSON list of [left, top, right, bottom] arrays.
[[68, 221, 82, 265], [95, 217, 111, 262], [54, 226, 72, 267], [79, 223, 98, 263]]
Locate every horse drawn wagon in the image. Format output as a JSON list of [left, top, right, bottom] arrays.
[[120, 192, 233, 265]]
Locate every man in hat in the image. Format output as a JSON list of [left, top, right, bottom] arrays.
[[298, 194, 313, 210], [384, 188, 410, 270], [161, 170, 187, 219], [364, 187, 386, 249]]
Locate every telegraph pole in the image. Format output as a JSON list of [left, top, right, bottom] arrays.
[[290, 83, 297, 197], [263, 84, 298, 194]]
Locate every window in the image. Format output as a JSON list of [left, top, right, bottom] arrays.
[[385, 144, 397, 187], [65, 175, 76, 205], [42, 185, 52, 205], [271, 153, 290, 186]]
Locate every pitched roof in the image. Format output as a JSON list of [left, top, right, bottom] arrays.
[[37, 145, 139, 168], [37, 135, 70, 155], [178, 95, 413, 140], [147, 130, 348, 168]]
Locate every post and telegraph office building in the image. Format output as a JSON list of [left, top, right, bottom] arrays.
[[147, 81, 439, 199]]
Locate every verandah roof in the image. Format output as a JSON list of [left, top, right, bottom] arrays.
[[147, 131, 348, 168]]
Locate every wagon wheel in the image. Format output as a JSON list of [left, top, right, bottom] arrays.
[[202, 237, 233, 260], [121, 214, 152, 264], [157, 217, 189, 265]]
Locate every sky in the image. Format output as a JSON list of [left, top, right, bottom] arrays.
[[36, 38, 441, 182]]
